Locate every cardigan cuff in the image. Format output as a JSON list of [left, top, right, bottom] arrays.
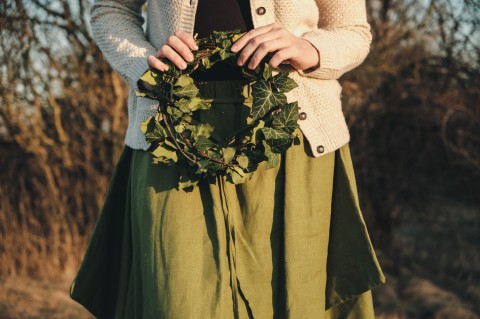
[[297, 30, 343, 80]]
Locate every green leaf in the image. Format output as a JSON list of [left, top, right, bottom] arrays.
[[139, 69, 161, 86], [166, 105, 185, 121], [174, 74, 194, 87], [263, 64, 273, 80], [272, 71, 298, 93], [236, 155, 249, 169], [260, 127, 291, 140], [265, 136, 293, 153], [194, 136, 216, 151], [250, 120, 265, 144], [175, 99, 192, 113], [262, 140, 280, 169], [152, 144, 178, 162], [222, 147, 236, 163], [272, 102, 300, 134], [140, 116, 155, 135], [250, 80, 287, 121], [195, 159, 210, 174], [188, 97, 211, 111], [232, 32, 245, 43], [141, 116, 167, 143], [193, 123, 214, 139], [226, 166, 252, 185], [201, 57, 212, 69], [173, 83, 199, 98]]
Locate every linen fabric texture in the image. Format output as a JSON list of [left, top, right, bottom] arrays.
[[88, 0, 372, 157], [69, 80, 386, 318]]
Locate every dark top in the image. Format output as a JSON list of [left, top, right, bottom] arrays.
[[191, 0, 254, 81]]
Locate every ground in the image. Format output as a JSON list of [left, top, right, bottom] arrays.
[[1, 266, 478, 319]]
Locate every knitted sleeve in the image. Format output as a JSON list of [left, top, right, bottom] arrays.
[[90, 0, 158, 89], [298, 0, 372, 80]]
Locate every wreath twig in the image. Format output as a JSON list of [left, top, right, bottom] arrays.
[[136, 29, 300, 191]]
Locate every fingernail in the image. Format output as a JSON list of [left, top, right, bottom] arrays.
[[181, 62, 187, 69], [188, 54, 194, 61], [231, 45, 237, 52], [237, 59, 243, 66]]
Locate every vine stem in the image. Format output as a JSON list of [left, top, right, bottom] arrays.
[[163, 111, 235, 168], [158, 104, 197, 164]]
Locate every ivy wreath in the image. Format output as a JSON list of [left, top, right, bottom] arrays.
[[136, 30, 301, 191]]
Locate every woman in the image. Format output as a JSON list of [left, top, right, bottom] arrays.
[[70, 0, 386, 318]]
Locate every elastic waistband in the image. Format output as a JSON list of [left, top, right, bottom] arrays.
[[194, 79, 253, 103]]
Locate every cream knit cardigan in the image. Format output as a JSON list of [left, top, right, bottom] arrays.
[[90, 0, 372, 157]]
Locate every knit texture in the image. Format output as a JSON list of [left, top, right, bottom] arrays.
[[90, 0, 372, 157]]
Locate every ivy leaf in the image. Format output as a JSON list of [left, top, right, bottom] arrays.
[[140, 116, 155, 135], [263, 64, 273, 80], [262, 140, 280, 169], [173, 83, 199, 98], [232, 32, 245, 43], [188, 97, 211, 111], [201, 57, 212, 69], [222, 147, 236, 163], [152, 144, 178, 162], [236, 155, 249, 169], [250, 80, 287, 121], [194, 136, 216, 151], [260, 127, 291, 140], [272, 71, 298, 93], [265, 136, 293, 154], [166, 105, 184, 120], [141, 116, 167, 143], [272, 102, 300, 134], [174, 74, 194, 87], [174, 99, 192, 113], [195, 159, 210, 174], [226, 166, 252, 185], [139, 69, 162, 86], [250, 120, 265, 144], [192, 123, 214, 139]]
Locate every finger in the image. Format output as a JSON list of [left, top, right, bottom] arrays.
[[147, 55, 169, 72], [174, 30, 198, 51], [230, 23, 278, 52], [159, 44, 188, 70], [237, 30, 284, 66], [248, 39, 289, 69], [166, 35, 195, 62], [238, 32, 288, 68], [268, 48, 295, 68]]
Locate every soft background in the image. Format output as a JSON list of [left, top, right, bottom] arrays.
[[0, 0, 479, 318]]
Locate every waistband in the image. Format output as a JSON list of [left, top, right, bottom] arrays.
[[194, 79, 253, 103]]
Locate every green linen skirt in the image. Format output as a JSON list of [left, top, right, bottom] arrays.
[[70, 79, 386, 319]]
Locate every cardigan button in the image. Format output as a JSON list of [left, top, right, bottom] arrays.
[[299, 112, 307, 120], [316, 145, 325, 154], [256, 7, 266, 15]]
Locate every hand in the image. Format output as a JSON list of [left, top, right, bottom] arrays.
[[230, 22, 320, 72], [147, 30, 198, 72]]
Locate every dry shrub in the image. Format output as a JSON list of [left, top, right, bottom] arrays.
[[0, 0, 128, 278]]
